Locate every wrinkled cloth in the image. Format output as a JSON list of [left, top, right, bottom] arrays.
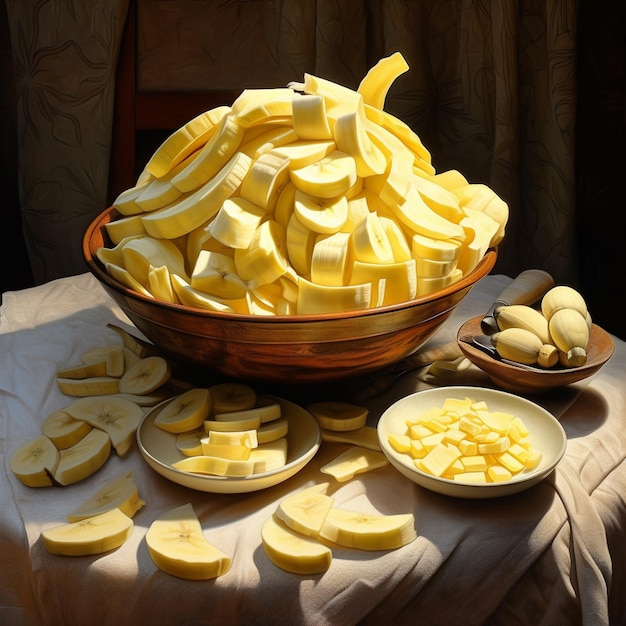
[[1, 273, 624, 626]]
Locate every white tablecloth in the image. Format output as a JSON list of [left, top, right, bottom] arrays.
[[1, 273, 625, 626]]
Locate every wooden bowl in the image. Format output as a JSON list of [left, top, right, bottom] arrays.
[[83, 206, 496, 384], [457, 315, 614, 394]]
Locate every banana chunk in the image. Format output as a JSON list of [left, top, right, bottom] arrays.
[[10, 434, 59, 488], [146, 503, 231, 580], [42, 508, 134, 556], [53, 428, 112, 486]]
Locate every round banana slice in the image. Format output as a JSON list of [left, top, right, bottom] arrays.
[[208, 382, 257, 415], [306, 401, 368, 432], [154, 387, 211, 434], [41, 409, 93, 450], [119, 355, 172, 395], [10, 434, 59, 488]]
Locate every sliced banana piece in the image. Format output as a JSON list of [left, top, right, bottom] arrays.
[[213, 401, 281, 424], [249, 438, 288, 473], [261, 514, 332, 575], [10, 434, 59, 487], [63, 396, 144, 457], [208, 382, 257, 414], [42, 508, 134, 556], [53, 427, 112, 486], [119, 355, 172, 395], [275, 483, 334, 537], [172, 455, 255, 477], [176, 428, 205, 457], [320, 447, 388, 483], [146, 503, 231, 580], [306, 401, 368, 432], [80, 343, 126, 377], [153, 387, 211, 433], [66, 471, 145, 522], [41, 409, 93, 449], [57, 376, 121, 397], [319, 508, 416, 551]]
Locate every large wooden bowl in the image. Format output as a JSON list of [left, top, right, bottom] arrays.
[[457, 315, 614, 394], [83, 206, 496, 384]]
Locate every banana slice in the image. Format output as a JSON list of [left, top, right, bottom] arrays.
[[249, 438, 288, 473], [119, 355, 172, 395], [293, 189, 349, 235], [207, 197, 266, 249], [203, 416, 262, 433], [63, 396, 144, 457], [257, 417, 289, 444], [66, 471, 145, 522], [146, 503, 231, 580], [261, 514, 332, 575], [208, 382, 257, 414], [172, 455, 255, 477], [213, 401, 281, 424], [306, 401, 368, 432], [80, 344, 126, 377], [275, 483, 334, 537], [53, 427, 112, 486], [154, 387, 211, 433], [191, 250, 248, 300], [290, 150, 357, 199], [357, 51, 409, 110], [10, 434, 59, 487], [291, 93, 333, 140], [106, 323, 158, 359], [176, 429, 205, 457], [147, 264, 178, 303], [41, 409, 93, 449], [310, 231, 352, 286], [351, 211, 394, 264], [296, 277, 371, 315], [319, 447, 388, 483], [319, 508, 416, 550], [57, 376, 121, 397], [41, 508, 134, 556], [239, 151, 291, 212]]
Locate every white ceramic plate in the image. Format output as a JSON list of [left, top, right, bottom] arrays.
[[137, 396, 321, 493], [377, 386, 567, 499]]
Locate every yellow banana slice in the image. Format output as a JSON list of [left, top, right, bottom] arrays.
[[256, 417, 289, 444], [80, 344, 126, 377], [364, 151, 414, 209], [154, 387, 211, 434], [53, 427, 112, 486], [291, 93, 333, 140], [208, 197, 266, 249], [213, 401, 281, 424], [275, 483, 334, 537], [171, 114, 246, 193], [206, 429, 258, 449], [176, 429, 205, 457], [306, 401, 368, 432], [170, 274, 245, 313], [144, 106, 230, 178], [310, 231, 352, 286], [411, 232, 462, 263], [204, 416, 261, 434], [146, 504, 232, 580], [66, 471, 145, 522], [357, 51, 409, 110], [293, 189, 349, 235], [142, 151, 252, 240], [118, 355, 171, 395], [10, 434, 59, 487], [146, 503, 231, 580], [233, 220, 290, 288], [411, 171, 464, 223], [290, 150, 357, 199], [63, 396, 144, 457], [296, 278, 371, 315], [121, 235, 188, 285], [379, 215, 412, 262], [261, 514, 332, 575], [286, 212, 316, 278], [208, 382, 257, 414], [41, 409, 93, 449], [340, 195, 370, 233], [240, 151, 291, 212], [56, 360, 108, 380], [147, 264, 178, 303], [270, 139, 336, 170], [351, 211, 394, 264], [239, 125, 299, 159], [57, 375, 121, 397], [319, 508, 416, 550], [191, 250, 248, 299], [274, 181, 297, 227], [231, 88, 294, 127], [42, 508, 134, 556], [249, 438, 288, 472], [333, 109, 387, 177], [320, 447, 388, 483], [104, 213, 147, 244], [172, 455, 255, 477], [200, 440, 253, 461]]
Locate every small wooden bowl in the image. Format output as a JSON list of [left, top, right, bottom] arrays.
[[457, 315, 614, 394], [83, 206, 496, 384]]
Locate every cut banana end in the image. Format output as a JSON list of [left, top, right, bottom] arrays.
[[66, 471, 145, 522], [63, 396, 144, 457], [42, 508, 134, 556], [319, 509, 416, 551], [306, 401, 368, 432], [154, 387, 212, 433], [146, 503, 231, 580], [41, 409, 93, 449], [262, 514, 332, 575], [53, 428, 112, 486], [119, 355, 172, 395], [10, 435, 59, 488], [275, 483, 334, 537]]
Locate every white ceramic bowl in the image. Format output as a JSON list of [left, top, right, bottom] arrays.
[[377, 386, 567, 499], [137, 396, 321, 493]]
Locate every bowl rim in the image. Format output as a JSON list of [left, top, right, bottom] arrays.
[[83, 206, 497, 323]]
